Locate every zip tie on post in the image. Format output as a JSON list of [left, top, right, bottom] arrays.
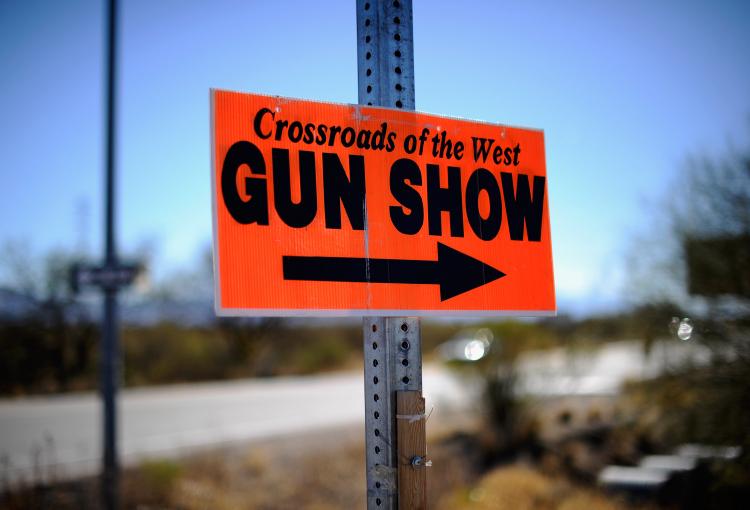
[[396, 413, 425, 423], [396, 406, 434, 423]]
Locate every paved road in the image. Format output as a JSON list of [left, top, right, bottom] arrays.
[[0, 339, 711, 486], [0, 366, 474, 486]]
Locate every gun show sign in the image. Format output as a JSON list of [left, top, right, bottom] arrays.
[[211, 90, 555, 316]]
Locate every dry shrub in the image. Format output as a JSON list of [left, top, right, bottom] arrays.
[[436, 465, 633, 510]]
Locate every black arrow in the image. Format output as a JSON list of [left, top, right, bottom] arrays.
[[282, 242, 505, 301]]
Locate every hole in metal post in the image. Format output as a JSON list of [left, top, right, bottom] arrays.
[[366, 52, 372, 60], [396, 100, 403, 108], [375, 445, 381, 453], [394, 66, 402, 74], [373, 376, 379, 384], [402, 376, 410, 384], [367, 85, 372, 93], [401, 323, 408, 332], [395, 83, 402, 91], [394, 50, 401, 57], [376, 498, 382, 506], [365, 19, 370, 26], [364, 2, 370, 10], [367, 102, 373, 105], [372, 341, 378, 350], [393, 0, 400, 6], [373, 359, 378, 367], [374, 394, 380, 402], [401, 340, 410, 350], [366, 35, 371, 43], [402, 359, 409, 366], [394, 16, 401, 24], [374, 411, 379, 419], [394, 33, 401, 41], [376, 482, 381, 489], [366, 68, 372, 76], [374, 428, 380, 436]]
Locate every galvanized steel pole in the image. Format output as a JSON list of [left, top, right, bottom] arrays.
[[356, 2, 422, 508]]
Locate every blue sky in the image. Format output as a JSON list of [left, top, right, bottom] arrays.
[[1, 0, 749, 315]]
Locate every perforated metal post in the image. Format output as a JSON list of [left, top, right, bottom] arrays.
[[357, 2, 420, 508], [356, 0, 415, 111], [363, 318, 422, 509]]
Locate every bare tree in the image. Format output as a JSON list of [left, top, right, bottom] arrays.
[[0, 241, 98, 393], [626, 130, 750, 315]]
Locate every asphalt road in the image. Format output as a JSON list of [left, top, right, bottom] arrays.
[[0, 339, 710, 486], [0, 366, 473, 486]]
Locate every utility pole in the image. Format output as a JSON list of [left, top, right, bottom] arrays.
[[70, 1, 140, 508], [101, 0, 121, 507], [357, 2, 425, 508]]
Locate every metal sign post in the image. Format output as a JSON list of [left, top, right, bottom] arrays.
[[69, 3, 142, 508], [363, 318, 423, 508], [102, 1, 121, 508], [70, 1, 140, 508], [356, 2, 423, 508]]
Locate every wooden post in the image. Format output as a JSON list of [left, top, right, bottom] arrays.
[[397, 391, 427, 509]]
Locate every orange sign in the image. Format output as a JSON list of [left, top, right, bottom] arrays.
[[211, 90, 555, 316]]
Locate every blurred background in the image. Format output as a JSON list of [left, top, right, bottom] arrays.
[[1, 0, 749, 508]]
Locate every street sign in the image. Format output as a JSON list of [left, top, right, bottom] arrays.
[[685, 236, 750, 298], [211, 90, 555, 316], [70, 262, 142, 293]]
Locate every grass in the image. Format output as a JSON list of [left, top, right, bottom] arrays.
[[1, 423, 651, 510], [437, 465, 646, 510]]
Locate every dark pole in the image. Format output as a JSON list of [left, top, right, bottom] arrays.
[[102, 0, 120, 508], [105, 0, 117, 264]]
